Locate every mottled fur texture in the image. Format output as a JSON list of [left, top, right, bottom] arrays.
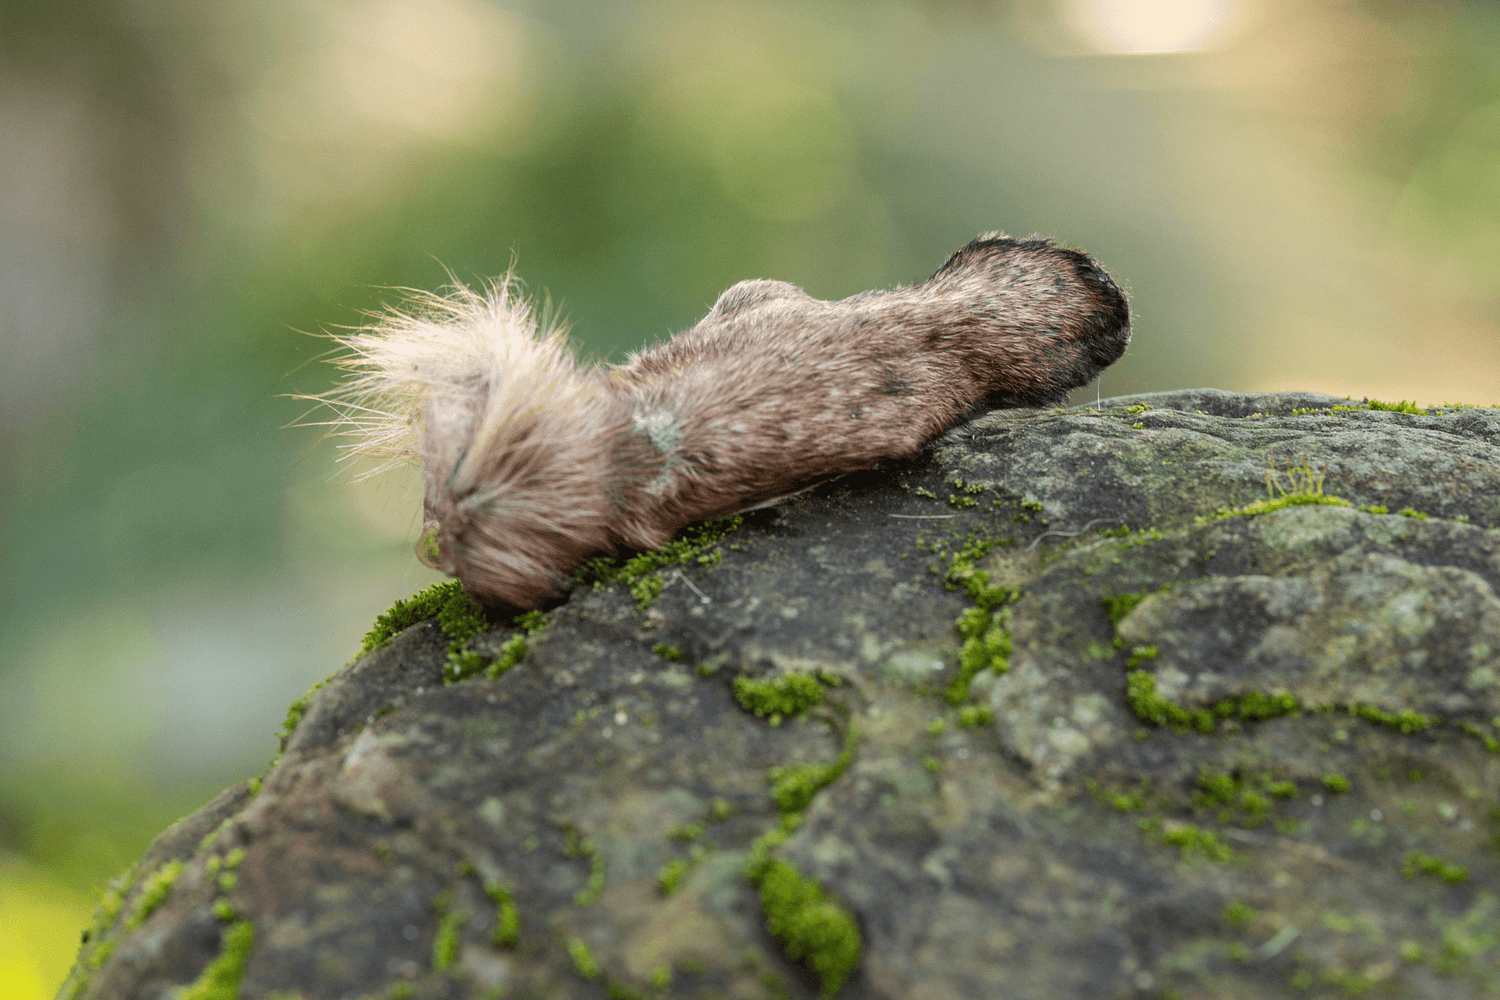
[[318, 234, 1130, 609]]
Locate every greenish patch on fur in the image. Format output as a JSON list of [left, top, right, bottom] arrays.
[[576, 516, 742, 610], [178, 921, 254, 1000]]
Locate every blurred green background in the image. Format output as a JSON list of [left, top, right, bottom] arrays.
[[3, 0, 1499, 992]]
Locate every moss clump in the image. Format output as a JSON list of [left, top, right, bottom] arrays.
[[735, 673, 830, 725], [362, 579, 486, 655], [652, 643, 684, 662], [767, 728, 857, 813], [1349, 705, 1433, 734], [576, 516, 742, 610], [1156, 822, 1232, 862], [568, 938, 601, 980], [124, 859, 183, 930], [482, 635, 528, 680], [1367, 399, 1426, 414], [484, 882, 519, 947], [753, 860, 861, 997], [1402, 850, 1469, 884], [179, 921, 255, 1000], [950, 607, 1011, 703], [1102, 591, 1150, 626], [570, 837, 605, 907], [1199, 492, 1352, 523], [658, 858, 690, 896], [957, 704, 993, 727], [1322, 774, 1350, 793], [1125, 672, 1214, 733], [943, 538, 1015, 610], [1216, 690, 1300, 721], [432, 909, 465, 969]]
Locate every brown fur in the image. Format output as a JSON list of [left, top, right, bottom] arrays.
[[318, 233, 1130, 609]]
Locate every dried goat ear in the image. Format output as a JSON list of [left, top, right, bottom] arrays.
[[303, 235, 1130, 609]]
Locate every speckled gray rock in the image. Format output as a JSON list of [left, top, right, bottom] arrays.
[[62, 390, 1500, 1000]]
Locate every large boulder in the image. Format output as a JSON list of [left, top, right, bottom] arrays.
[[62, 390, 1500, 1000]]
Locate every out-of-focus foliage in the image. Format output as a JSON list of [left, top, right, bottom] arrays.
[[3, 1, 1499, 994]]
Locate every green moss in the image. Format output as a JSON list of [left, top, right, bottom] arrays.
[[1323, 774, 1351, 793], [1102, 591, 1149, 626], [361, 580, 485, 655], [1223, 901, 1255, 928], [1397, 507, 1429, 520], [957, 704, 992, 727], [571, 838, 606, 907], [658, 858, 690, 896], [1156, 822, 1232, 862], [668, 822, 704, 841], [514, 610, 549, 634], [1215, 690, 1300, 722], [1125, 672, 1214, 733], [950, 607, 1011, 703], [1125, 645, 1159, 668], [769, 757, 848, 813], [124, 859, 183, 930], [482, 635, 528, 680], [1402, 849, 1470, 883], [484, 882, 519, 947], [650, 964, 672, 990], [1198, 492, 1353, 523], [1366, 399, 1426, 414], [735, 673, 828, 725], [84, 940, 114, 970], [432, 903, 466, 970], [943, 538, 1016, 610], [1458, 721, 1500, 753], [179, 921, 255, 1000], [277, 677, 330, 748], [652, 643, 684, 662], [576, 516, 742, 611], [1349, 705, 1433, 733], [753, 860, 861, 997], [568, 938, 602, 980]]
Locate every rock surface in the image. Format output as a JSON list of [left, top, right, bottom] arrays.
[[62, 390, 1500, 1000]]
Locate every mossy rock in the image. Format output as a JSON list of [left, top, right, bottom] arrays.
[[61, 391, 1500, 999]]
